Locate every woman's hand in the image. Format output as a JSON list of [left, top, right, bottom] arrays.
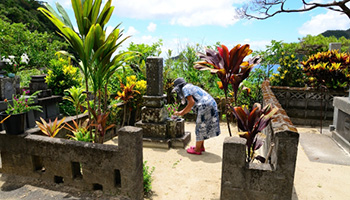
[[174, 111, 181, 116], [175, 95, 195, 116]]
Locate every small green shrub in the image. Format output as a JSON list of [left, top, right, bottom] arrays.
[[270, 52, 305, 87], [107, 100, 122, 126], [46, 56, 82, 95], [17, 68, 42, 87], [143, 161, 155, 195], [59, 100, 76, 116]]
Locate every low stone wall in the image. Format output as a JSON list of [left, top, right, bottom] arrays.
[[221, 80, 299, 200], [271, 86, 347, 126], [0, 126, 143, 200]]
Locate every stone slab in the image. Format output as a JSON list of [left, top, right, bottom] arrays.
[[299, 130, 350, 166], [142, 138, 171, 149], [170, 131, 191, 148]]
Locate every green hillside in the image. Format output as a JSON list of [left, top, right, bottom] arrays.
[[0, 0, 58, 34], [321, 29, 350, 39]]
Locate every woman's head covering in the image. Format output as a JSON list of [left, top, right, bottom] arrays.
[[172, 77, 187, 104]]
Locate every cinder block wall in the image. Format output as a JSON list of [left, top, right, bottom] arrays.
[[220, 80, 299, 200], [0, 126, 143, 200], [271, 86, 347, 126]]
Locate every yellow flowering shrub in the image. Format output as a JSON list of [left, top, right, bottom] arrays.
[[46, 56, 82, 95], [302, 50, 350, 90], [270, 52, 305, 87]]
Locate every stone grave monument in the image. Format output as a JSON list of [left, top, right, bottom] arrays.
[[27, 75, 62, 128], [135, 57, 191, 148], [329, 43, 350, 153]]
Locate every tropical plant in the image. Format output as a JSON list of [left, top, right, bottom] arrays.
[[39, 0, 131, 143], [270, 52, 305, 87], [116, 83, 140, 126], [302, 50, 350, 90], [89, 108, 115, 143], [65, 119, 95, 142], [4, 90, 42, 114], [194, 44, 261, 136], [63, 86, 87, 119], [230, 103, 278, 163], [36, 117, 66, 138], [46, 56, 82, 95]]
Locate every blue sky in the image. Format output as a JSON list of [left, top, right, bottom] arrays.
[[44, 0, 350, 56]]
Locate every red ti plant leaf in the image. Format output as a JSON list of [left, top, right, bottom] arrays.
[[230, 103, 278, 162], [194, 44, 261, 137], [89, 108, 115, 143]]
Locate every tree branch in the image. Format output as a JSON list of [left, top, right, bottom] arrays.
[[239, 0, 350, 20]]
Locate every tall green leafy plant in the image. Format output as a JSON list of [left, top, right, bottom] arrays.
[[63, 86, 87, 120], [39, 0, 131, 143]]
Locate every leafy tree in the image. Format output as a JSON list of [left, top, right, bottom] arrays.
[[238, 0, 350, 20], [295, 35, 350, 57], [253, 40, 285, 78], [124, 40, 163, 80], [0, 18, 66, 69]]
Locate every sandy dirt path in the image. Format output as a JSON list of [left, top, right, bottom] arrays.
[[142, 122, 350, 200]]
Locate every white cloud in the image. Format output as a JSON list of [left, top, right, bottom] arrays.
[[113, 0, 241, 27], [125, 26, 139, 36], [298, 11, 350, 35], [147, 23, 157, 32]]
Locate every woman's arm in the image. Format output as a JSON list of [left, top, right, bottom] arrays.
[[174, 95, 195, 116]]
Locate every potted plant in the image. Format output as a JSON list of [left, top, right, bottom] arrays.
[[0, 90, 42, 135]]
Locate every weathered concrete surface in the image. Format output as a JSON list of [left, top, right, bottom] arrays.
[[1, 122, 350, 199], [298, 127, 350, 165], [221, 80, 300, 200], [0, 126, 144, 200]]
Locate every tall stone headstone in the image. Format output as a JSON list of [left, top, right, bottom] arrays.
[[329, 43, 341, 52], [135, 57, 190, 148]]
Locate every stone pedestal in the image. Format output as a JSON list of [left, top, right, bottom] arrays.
[[135, 57, 190, 148], [29, 75, 52, 98], [329, 43, 341, 52], [331, 97, 350, 153]]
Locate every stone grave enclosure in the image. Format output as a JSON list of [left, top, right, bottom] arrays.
[[221, 80, 299, 200]]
